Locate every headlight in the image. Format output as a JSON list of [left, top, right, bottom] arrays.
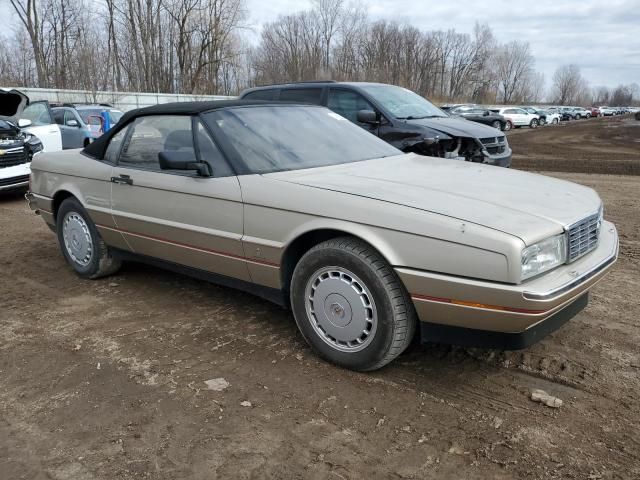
[[521, 234, 567, 280]]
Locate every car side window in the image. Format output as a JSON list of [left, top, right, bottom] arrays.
[[195, 120, 234, 177], [118, 115, 194, 172], [327, 89, 376, 123], [64, 110, 77, 126], [104, 127, 129, 163], [279, 88, 323, 104], [243, 89, 278, 101], [53, 110, 65, 125]]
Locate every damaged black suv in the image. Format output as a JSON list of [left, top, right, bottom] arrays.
[[240, 81, 512, 167]]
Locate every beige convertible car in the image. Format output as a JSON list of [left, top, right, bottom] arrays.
[[26, 101, 618, 371]]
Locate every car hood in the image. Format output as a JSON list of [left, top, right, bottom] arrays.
[[0, 88, 29, 122], [405, 116, 504, 139], [267, 154, 602, 245]]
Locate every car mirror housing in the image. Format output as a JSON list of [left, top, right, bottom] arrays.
[[357, 109, 379, 124], [158, 151, 212, 177], [67, 119, 79, 127], [18, 118, 32, 128]]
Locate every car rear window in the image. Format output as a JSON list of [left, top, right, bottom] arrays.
[[242, 89, 279, 101]]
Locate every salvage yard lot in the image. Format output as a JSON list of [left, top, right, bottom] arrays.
[[1, 118, 639, 479]]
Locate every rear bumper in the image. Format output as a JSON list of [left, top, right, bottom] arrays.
[[397, 222, 618, 347]]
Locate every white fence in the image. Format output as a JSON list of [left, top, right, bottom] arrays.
[[2, 87, 235, 111]]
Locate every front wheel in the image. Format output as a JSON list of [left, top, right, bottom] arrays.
[[56, 197, 121, 279], [529, 119, 539, 129], [290, 237, 416, 371]]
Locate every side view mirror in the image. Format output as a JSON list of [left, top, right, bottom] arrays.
[[159, 151, 211, 177], [18, 118, 32, 128], [66, 119, 79, 127], [357, 110, 380, 124]]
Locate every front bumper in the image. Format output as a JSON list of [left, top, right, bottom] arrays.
[[0, 162, 30, 192], [396, 221, 618, 349], [482, 147, 512, 168]]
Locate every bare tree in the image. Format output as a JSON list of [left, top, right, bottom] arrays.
[[8, 0, 48, 86], [551, 64, 586, 105], [494, 41, 534, 103]]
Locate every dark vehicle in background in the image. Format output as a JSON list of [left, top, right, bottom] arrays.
[[240, 81, 512, 167], [442, 104, 507, 131]]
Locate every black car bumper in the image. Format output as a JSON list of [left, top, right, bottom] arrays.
[[419, 293, 588, 350]]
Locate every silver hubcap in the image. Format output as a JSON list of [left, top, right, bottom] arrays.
[[62, 212, 93, 266], [305, 267, 377, 352]]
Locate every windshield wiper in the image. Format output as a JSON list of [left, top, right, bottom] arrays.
[[398, 115, 443, 120]]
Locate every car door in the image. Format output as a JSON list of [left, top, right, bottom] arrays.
[[20, 101, 63, 151], [109, 114, 250, 281], [63, 109, 86, 148]]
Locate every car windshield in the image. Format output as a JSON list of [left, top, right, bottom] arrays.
[[358, 84, 447, 119], [205, 106, 401, 174]]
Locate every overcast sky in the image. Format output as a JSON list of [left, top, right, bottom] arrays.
[[2, 0, 638, 89], [242, 0, 640, 89]]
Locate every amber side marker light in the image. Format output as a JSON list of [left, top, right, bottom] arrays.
[[411, 294, 547, 315]]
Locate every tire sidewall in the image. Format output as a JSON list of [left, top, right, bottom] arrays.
[[290, 246, 399, 371], [530, 119, 538, 128], [56, 197, 102, 278], [505, 121, 513, 130], [491, 120, 501, 129]]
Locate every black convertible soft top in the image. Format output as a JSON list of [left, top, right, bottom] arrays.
[[82, 99, 287, 159]]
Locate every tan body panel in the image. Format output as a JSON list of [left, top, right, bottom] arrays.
[[29, 146, 618, 337]]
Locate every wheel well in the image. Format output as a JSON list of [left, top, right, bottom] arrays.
[[280, 229, 371, 297], [51, 190, 75, 220]]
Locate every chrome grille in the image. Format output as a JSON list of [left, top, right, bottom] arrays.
[[480, 136, 506, 155], [567, 213, 600, 262]]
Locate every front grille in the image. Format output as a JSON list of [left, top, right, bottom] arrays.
[[0, 174, 29, 187], [0, 148, 29, 168], [480, 137, 506, 155], [567, 213, 600, 262]]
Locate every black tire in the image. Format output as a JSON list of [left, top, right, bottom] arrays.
[[56, 197, 121, 279], [491, 120, 502, 130], [529, 119, 538, 129], [504, 120, 513, 131], [290, 237, 417, 371]]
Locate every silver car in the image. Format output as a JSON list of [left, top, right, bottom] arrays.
[[26, 101, 618, 371]]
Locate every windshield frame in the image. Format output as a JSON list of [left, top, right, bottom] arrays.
[[358, 84, 448, 120], [202, 104, 402, 175]]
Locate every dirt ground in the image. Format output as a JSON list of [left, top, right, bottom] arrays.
[[509, 115, 640, 175], [1, 119, 640, 479]]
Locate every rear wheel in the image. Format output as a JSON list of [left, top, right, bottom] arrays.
[[504, 120, 513, 131], [491, 120, 502, 130], [56, 197, 121, 279], [290, 237, 416, 371]]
